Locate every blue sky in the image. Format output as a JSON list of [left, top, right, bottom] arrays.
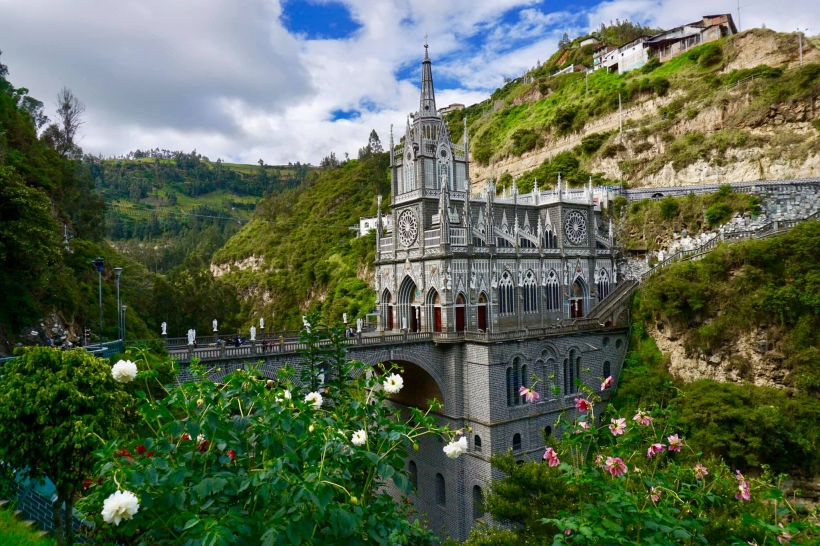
[[0, 0, 815, 164]]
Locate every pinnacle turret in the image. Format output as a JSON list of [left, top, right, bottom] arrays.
[[419, 43, 437, 117]]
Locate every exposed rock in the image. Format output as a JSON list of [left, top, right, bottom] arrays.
[[211, 255, 266, 278]]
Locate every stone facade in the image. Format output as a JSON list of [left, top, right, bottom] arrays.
[[375, 47, 619, 338]]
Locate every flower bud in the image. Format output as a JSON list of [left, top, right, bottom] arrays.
[[350, 496, 358, 505], [196, 399, 204, 407], [413, 443, 419, 452], [308, 424, 315, 433]]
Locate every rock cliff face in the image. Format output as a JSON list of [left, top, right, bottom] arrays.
[[469, 29, 820, 190], [649, 321, 789, 388]]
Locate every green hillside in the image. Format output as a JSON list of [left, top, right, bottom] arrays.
[[212, 150, 389, 330], [445, 28, 820, 188], [612, 222, 820, 475], [0, 53, 245, 351]]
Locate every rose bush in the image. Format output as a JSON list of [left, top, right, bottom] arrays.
[[463, 380, 820, 546], [78, 318, 451, 545]]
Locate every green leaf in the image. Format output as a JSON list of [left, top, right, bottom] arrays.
[[183, 518, 199, 530], [144, 465, 158, 486]]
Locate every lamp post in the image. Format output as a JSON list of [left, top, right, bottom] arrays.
[[114, 267, 123, 340], [92, 257, 105, 346], [121, 305, 127, 342]]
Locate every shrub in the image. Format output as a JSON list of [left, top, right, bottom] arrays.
[[78, 319, 451, 545], [641, 56, 661, 74], [464, 382, 820, 545], [580, 132, 609, 155], [473, 135, 493, 164], [653, 77, 670, 96], [511, 128, 539, 155], [601, 143, 626, 158], [552, 105, 577, 133], [697, 43, 723, 67], [705, 202, 733, 226], [659, 197, 679, 219]]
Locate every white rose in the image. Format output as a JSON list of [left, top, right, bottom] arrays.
[[275, 389, 292, 403], [111, 360, 138, 383], [304, 392, 323, 409], [101, 490, 140, 525], [443, 436, 468, 459], [351, 429, 367, 446], [382, 373, 404, 394]]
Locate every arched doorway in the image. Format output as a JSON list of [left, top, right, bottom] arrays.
[[455, 293, 466, 332], [477, 292, 488, 331], [570, 277, 587, 318], [427, 289, 442, 332], [381, 289, 394, 330], [398, 277, 421, 332]]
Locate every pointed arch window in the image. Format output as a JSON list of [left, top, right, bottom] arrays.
[[424, 158, 436, 188], [506, 357, 521, 407], [512, 433, 522, 451], [474, 435, 482, 453], [563, 349, 582, 394], [597, 269, 611, 301], [522, 270, 538, 313], [403, 159, 415, 193], [498, 272, 515, 315], [473, 486, 484, 520], [408, 460, 418, 490], [545, 270, 561, 311], [542, 223, 557, 248], [435, 473, 446, 506], [496, 236, 514, 248]]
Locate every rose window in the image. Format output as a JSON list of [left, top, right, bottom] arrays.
[[398, 210, 419, 247], [564, 211, 587, 245]]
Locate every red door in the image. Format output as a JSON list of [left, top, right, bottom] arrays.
[[434, 307, 442, 332], [387, 305, 394, 330], [410, 307, 419, 332], [477, 294, 487, 331], [570, 299, 584, 318], [455, 294, 466, 332]]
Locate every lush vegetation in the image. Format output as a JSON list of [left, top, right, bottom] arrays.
[[212, 148, 389, 330], [0, 53, 247, 347], [614, 184, 760, 250], [78, 324, 447, 544], [0, 510, 56, 546], [461, 381, 820, 545], [0, 348, 133, 545]]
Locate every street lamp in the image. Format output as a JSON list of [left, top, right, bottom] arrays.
[[798, 28, 810, 66], [114, 267, 123, 341], [92, 257, 105, 346], [121, 305, 127, 342]]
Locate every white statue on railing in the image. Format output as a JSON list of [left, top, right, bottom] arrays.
[[357, 318, 363, 334], [161, 322, 167, 335], [250, 326, 256, 341], [187, 329, 195, 345], [259, 317, 264, 329], [302, 315, 311, 333], [212, 319, 218, 332]]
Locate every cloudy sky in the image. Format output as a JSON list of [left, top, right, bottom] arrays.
[[0, 0, 816, 165]]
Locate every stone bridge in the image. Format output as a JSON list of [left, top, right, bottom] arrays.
[[169, 318, 630, 542], [617, 177, 820, 201]]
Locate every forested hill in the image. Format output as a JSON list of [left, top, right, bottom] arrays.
[[210, 146, 390, 331], [92, 152, 313, 273], [0, 53, 246, 352]]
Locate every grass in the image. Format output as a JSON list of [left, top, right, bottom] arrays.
[[0, 510, 56, 546]]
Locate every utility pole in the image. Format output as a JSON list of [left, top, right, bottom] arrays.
[[92, 257, 105, 346], [618, 93, 623, 138], [798, 28, 809, 66], [585, 70, 589, 93], [114, 267, 123, 340], [737, 0, 741, 32]]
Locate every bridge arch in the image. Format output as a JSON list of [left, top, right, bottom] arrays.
[[357, 350, 448, 412]]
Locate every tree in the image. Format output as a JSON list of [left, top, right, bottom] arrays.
[[558, 32, 570, 49], [368, 129, 383, 154], [54, 87, 86, 157], [0, 348, 133, 545]]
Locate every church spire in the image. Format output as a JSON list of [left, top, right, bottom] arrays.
[[419, 40, 437, 117]]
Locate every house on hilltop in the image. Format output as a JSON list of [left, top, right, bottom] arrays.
[[594, 14, 737, 75], [646, 14, 737, 62]]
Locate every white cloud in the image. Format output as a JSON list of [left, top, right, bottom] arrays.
[[0, 0, 816, 165]]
